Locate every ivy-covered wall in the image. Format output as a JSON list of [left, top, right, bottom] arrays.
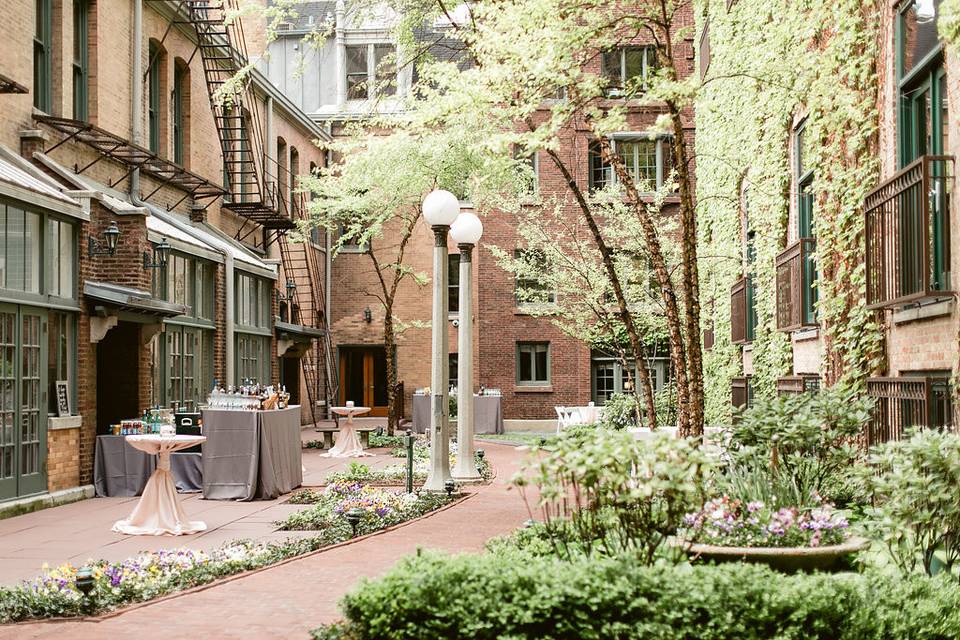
[[695, 0, 885, 425]]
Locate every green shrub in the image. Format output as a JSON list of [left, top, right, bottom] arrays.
[[859, 429, 960, 576], [729, 387, 871, 500], [514, 430, 709, 562], [599, 392, 638, 430], [313, 552, 960, 640]]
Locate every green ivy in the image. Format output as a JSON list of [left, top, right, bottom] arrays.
[[695, 0, 884, 424]]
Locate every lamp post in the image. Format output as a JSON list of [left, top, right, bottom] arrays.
[[422, 189, 460, 491], [450, 210, 482, 480]]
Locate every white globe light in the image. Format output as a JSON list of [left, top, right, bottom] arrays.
[[450, 211, 483, 245], [422, 189, 461, 226]]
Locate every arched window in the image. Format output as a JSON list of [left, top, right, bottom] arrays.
[[276, 137, 288, 212], [172, 59, 191, 166], [289, 146, 300, 216], [147, 39, 168, 155]]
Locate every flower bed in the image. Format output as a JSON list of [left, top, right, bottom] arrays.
[[680, 496, 849, 548], [280, 481, 452, 532], [323, 452, 492, 486], [0, 538, 330, 623]]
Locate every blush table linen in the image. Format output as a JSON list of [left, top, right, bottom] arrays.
[[323, 406, 372, 458], [112, 435, 207, 536]]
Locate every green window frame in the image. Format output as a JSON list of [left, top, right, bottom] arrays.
[[72, 0, 89, 121], [172, 64, 186, 165], [47, 311, 77, 415], [517, 342, 550, 386], [148, 42, 161, 154], [235, 333, 271, 385], [33, 0, 52, 112], [234, 271, 272, 331], [795, 120, 818, 326]]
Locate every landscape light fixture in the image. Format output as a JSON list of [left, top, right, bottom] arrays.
[[87, 220, 121, 257], [363, 307, 372, 323], [143, 237, 172, 270], [444, 478, 455, 498], [345, 507, 363, 537], [75, 566, 95, 612]]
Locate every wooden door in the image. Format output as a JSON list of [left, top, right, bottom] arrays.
[[339, 347, 388, 417]]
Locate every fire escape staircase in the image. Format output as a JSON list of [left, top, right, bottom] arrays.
[[178, 1, 338, 421], [277, 191, 340, 423], [183, 0, 294, 230]]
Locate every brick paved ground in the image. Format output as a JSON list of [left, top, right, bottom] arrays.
[[2, 441, 532, 640]]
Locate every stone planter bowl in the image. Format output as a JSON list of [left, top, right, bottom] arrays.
[[675, 536, 871, 573]]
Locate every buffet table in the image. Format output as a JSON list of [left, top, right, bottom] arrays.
[[200, 405, 302, 501], [94, 435, 202, 496], [411, 395, 504, 435]]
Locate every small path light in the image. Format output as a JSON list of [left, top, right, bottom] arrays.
[[75, 566, 95, 613], [444, 478, 456, 498], [345, 507, 363, 538], [475, 448, 485, 461], [523, 519, 537, 529]]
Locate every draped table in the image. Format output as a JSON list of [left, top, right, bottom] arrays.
[[323, 406, 372, 458], [94, 435, 202, 496], [411, 395, 504, 435], [200, 406, 302, 501], [112, 435, 207, 536]]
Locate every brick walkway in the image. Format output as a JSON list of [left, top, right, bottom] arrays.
[[3, 442, 533, 640]]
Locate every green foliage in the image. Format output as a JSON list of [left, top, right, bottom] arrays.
[[859, 430, 960, 577], [696, 0, 884, 422], [279, 487, 451, 534], [314, 552, 960, 640], [514, 430, 710, 562], [599, 393, 638, 430], [728, 387, 871, 499]]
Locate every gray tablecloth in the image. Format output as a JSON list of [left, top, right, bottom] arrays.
[[411, 395, 504, 435], [94, 436, 202, 496], [201, 406, 302, 501]]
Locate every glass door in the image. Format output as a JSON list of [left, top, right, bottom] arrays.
[[0, 304, 47, 500]]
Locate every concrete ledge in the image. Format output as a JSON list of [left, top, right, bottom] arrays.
[[48, 415, 82, 431], [0, 485, 94, 520], [893, 298, 954, 325]]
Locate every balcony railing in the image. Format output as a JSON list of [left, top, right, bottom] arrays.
[[866, 376, 954, 446], [775, 238, 817, 332], [730, 276, 751, 345], [865, 155, 954, 309], [777, 375, 821, 396]]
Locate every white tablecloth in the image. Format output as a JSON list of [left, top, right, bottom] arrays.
[[112, 435, 207, 536]]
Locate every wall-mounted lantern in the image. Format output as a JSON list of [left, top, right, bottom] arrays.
[[143, 237, 172, 270], [87, 221, 121, 258]]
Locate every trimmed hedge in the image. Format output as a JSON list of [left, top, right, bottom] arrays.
[[314, 552, 960, 640]]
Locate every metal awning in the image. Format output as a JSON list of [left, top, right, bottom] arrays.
[[84, 281, 186, 319], [34, 114, 225, 202], [0, 145, 86, 218], [0, 73, 28, 94], [275, 321, 325, 340]]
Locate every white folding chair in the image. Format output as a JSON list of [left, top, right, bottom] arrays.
[[555, 406, 576, 434]]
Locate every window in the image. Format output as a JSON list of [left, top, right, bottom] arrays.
[[162, 325, 213, 409], [698, 20, 711, 81], [148, 41, 163, 154], [47, 311, 76, 414], [449, 353, 458, 389], [448, 254, 460, 314], [588, 138, 673, 191], [235, 271, 272, 329], [794, 120, 817, 325], [73, 0, 89, 121], [514, 148, 538, 196], [236, 333, 271, 384], [346, 43, 398, 100], [897, 0, 947, 166], [517, 342, 550, 385], [0, 205, 42, 294], [289, 146, 300, 217], [601, 46, 657, 96], [33, 0, 52, 112], [514, 249, 556, 307], [173, 62, 189, 166], [337, 222, 367, 252], [152, 252, 214, 321], [47, 218, 76, 299]]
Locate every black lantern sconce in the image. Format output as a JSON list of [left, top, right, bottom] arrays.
[[363, 307, 372, 323], [143, 237, 172, 270], [285, 278, 297, 301], [87, 221, 121, 258]]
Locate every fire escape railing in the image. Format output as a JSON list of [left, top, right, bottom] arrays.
[[866, 376, 954, 446], [865, 155, 954, 309]]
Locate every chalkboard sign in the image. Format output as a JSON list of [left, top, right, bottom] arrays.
[[55, 380, 71, 417]]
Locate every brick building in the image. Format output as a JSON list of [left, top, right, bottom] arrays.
[[0, 0, 332, 506], [265, 1, 697, 427], [696, 0, 957, 437]]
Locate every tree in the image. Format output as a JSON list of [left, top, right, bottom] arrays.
[[301, 125, 514, 434]]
